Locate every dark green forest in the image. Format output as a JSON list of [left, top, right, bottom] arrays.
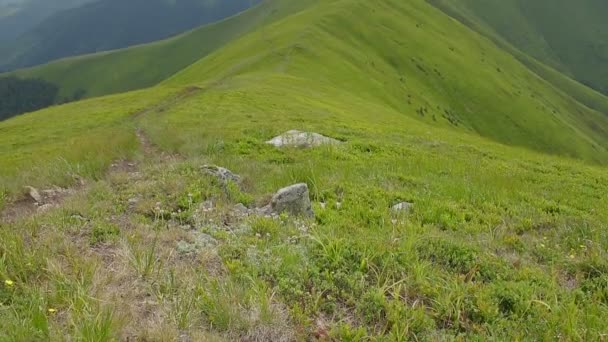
[[0, 77, 60, 120]]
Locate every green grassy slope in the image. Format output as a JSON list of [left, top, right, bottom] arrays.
[[142, 65, 608, 341], [166, 0, 608, 163], [2, 0, 608, 339], [0, 86, 176, 199], [6, 0, 317, 99], [4, 80, 608, 338], [429, 0, 608, 95]]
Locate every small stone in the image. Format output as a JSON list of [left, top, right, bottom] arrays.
[[25, 186, 42, 203], [233, 203, 249, 215], [391, 202, 413, 213], [193, 232, 218, 248], [201, 165, 241, 185], [41, 189, 56, 197], [73, 174, 86, 186], [70, 214, 88, 221], [37, 204, 54, 212], [200, 200, 214, 212], [177, 233, 217, 254], [176, 241, 197, 255]]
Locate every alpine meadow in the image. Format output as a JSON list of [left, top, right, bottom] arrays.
[[1, 0, 607, 340]]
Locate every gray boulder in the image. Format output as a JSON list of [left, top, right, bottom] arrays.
[[266, 130, 340, 148], [266, 183, 314, 218]]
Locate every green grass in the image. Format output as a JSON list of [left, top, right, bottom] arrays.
[[1, 0, 608, 339], [4, 0, 317, 99], [0, 86, 175, 198], [3, 73, 607, 338], [165, 0, 608, 162], [429, 0, 608, 96], [143, 69, 608, 339]]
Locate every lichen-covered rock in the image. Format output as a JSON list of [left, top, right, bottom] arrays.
[[266, 130, 341, 148], [391, 202, 413, 213]]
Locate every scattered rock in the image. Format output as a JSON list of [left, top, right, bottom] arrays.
[[202, 165, 241, 185], [263, 183, 314, 218], [391, 202, 413, 213], [70, 214, 88, 221], [176, 241, 197, 255], [73, 174, 86, 186], [233, 203, 250, 215], [266, 130, 341, 148], [200, 200, 214, 213], [25, 186, 42, 203], [40, 187, 70, 200], [193, 232, 218, 248], [37, 204, 54, 212], [177, 232, 218, 254]]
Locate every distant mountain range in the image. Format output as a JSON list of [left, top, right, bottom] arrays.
[[0, 0, 260, 71], [0, 0, 93, 42]]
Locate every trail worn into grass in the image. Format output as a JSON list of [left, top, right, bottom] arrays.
[[0, 87, 196, 224]]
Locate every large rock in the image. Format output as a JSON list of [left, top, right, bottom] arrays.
[[201, 165, 241, 185], [266, 130, 341, 148], [266, 183, 314, 218]]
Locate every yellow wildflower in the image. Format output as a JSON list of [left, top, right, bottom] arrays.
[[48, 308, 57, 314], [4, 279, 14, 287]]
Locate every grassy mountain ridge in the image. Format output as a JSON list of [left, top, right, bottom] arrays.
[[1, 0, 608, 339], [4, 0, 316, 100], [166, 0, 608, 162], [0, 0, 262, 71]]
